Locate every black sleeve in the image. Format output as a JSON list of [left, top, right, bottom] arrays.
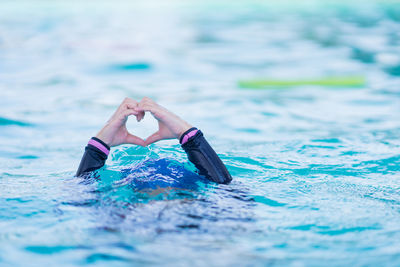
[[76, 131, 232, 184], [180, 128, 232, 184], [76, 137, 109, 177]]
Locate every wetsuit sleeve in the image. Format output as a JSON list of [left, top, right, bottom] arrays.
[[76, 137, 110, 177], [180, 128, 232, 184]]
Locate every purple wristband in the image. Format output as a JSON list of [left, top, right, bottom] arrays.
[[88, 138, 110, 156], [181, 129, 198, 145]]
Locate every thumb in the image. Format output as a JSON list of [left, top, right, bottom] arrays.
[[144, 131, 163, 146], [125, 133, 146, 147]]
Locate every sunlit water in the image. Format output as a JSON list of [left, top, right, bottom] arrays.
[[1, 0, 400, 266]]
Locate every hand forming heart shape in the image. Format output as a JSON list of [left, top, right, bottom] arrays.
[[95, 97, 192, 147]]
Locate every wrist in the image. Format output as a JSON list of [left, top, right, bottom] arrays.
[[88, 137, 111, 156], [179, 127, 198, 144], [178, 123, 193, 139], [95, 131, 112, 147]]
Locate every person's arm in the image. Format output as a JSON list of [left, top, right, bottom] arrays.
[[137, 97, 232, 184], [76, 137, 110, 176], [179, 127, 232, 184], [76, 98, 145, 177]]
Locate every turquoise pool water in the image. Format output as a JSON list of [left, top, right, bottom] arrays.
[[1, 1, 400, 266]]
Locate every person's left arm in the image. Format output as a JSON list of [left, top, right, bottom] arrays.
[[136, 97, 232, 184]]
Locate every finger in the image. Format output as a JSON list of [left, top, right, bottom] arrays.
[[119, 97, 133, 109], [136, 102, 163, 121], [119, 109, 139, 121], [108, 98, 138, 123], [140, 96, 153, 104], [144, 131, 163, 146], [124, 99, 139, 110], [136, 110, 145, 122], [125, 133, 146, 147], [121, 108, 143, 122], [123, 97, 137, 105], [124, 109, 139, 116], [138, 97, 157, 109], [136, 101, 152, 113], [112, 98, 135, 119], [116, 98, 138, 113]]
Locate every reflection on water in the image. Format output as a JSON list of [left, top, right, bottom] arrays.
[[0, 0, 400, 266]]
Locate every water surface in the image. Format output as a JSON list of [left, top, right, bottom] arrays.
[[0, 0, 400, 266]]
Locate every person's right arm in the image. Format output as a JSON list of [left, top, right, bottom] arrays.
[[136, 97, 232, 184], [76, 98, 145, 177]]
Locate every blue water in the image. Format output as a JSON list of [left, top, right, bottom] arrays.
[[1, 0, 400, 266]]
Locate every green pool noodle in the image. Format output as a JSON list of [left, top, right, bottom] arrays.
[[238, 76, 366, 89]]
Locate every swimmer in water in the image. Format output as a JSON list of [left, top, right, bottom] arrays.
[[76, 97, 232, 184]]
